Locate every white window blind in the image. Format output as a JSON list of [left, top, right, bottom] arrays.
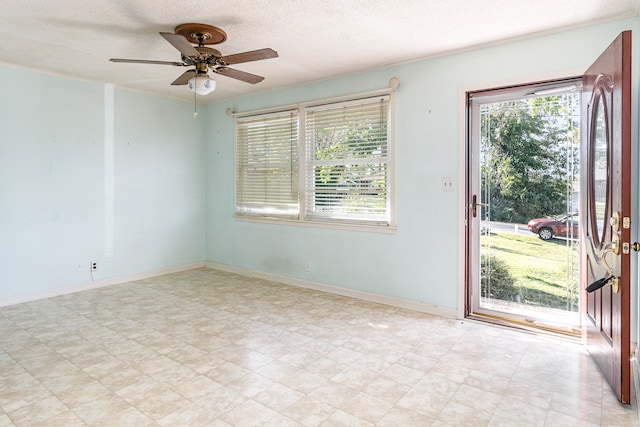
[[304, 96, 390, 224], [235, 110, 299, 218]]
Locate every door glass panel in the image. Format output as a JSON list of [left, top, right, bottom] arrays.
[[591, 93, 607, 243], [472, 84, 581, 332]]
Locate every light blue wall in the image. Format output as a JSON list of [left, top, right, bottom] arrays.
[[205, 18, 640, 312], [111, 90, 206, 275], [0, 16, 637, 322], [0, 67, 205, 299]]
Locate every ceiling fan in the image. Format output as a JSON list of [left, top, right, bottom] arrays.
[[110, 23, 278, 95]]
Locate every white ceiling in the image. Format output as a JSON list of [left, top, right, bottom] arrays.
[[1, 0, 638, 103]]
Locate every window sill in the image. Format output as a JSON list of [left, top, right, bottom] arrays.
[[234, 215, 398, 234]]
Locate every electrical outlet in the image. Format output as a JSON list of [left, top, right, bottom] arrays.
[[91, 261, 98, 272], [305, 262, 312, 272]]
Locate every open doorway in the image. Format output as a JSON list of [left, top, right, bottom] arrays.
[[466, 78, 582, 336]]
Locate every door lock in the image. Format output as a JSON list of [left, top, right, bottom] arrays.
[[623, 241, 639, 254], [610, 211, 621, 231]]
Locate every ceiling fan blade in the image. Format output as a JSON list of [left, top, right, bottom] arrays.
[[220, 48, 278, 65], [213, 67, 265, 84], [159, 32, 201, 58], [171, 70, 197, 86], [110, 58, 186, 66]]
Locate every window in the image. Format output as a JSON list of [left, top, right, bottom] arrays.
[[235, 110, 299, 218], [234, 91, 394, 229]]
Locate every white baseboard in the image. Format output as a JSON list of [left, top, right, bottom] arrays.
[[1, 260, 456, 319], [206, 262, 457, 318], [0, 262, 206, 307]]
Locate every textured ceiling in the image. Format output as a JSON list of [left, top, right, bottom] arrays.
[[1, 0, 638, 102]]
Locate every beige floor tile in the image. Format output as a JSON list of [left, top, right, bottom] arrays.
[[450, 383, 502, 413], [172, 374, 224, 400], [330, 366, 379, 390], [549, 390, 602, 424], [437, 400, 493, 427], [303, 356, 347, 379], [15, 410, 86, 427], [464, 368, 511, 394], [135, 389, 187, 420], [491, 396, 551, 427], [254, 382, 304, 412], [280, 396, 337, 426], [193, 385, 247, 417], [219, 399, 279, 426], [206, 361, 251, 385], [6, 395, 69, 425], [115, 376, 170, 405], [397, 387, 451, 419], [319, 409, 374, 426], [51, 379, 113, 409], [380, 363, 425, 387], [339, 392, 394, 424], [376, 405, 435, 426], [306, 380, 360, 407], [396, 350, 438, 371], [71, 393, 137, 425], [413, 371, 461, 398], [428, 359, 473, 383], [363, 376, 411, 404], [93, 407, 156, 427], [260, 412, 305, 426], [503, 379, 554, 410], [543, 410, 599, 427], [0, 370, 40, 394], [226, 372, 276, 398]]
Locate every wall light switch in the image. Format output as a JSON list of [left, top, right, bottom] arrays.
[[441, 177, 455, 191]]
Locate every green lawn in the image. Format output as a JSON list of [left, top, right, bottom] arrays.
[[481, 231, 579, 311]]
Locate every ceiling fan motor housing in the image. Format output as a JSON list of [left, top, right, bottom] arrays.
[[182, 47, 221, 66]]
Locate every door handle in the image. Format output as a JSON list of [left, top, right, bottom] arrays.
[[588, 241, 620, 293], [472, 194, 488, 218]]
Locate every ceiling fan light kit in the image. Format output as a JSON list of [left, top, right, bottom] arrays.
[[109, 23, 278, 97], [188, 74, 216, 95]]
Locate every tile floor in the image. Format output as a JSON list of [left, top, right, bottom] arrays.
[[0, 268, 638, 426]]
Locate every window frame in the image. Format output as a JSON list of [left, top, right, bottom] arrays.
[[233, 88, 397, 233]]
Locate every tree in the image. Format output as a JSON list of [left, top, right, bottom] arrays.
[[480, 95, 579, 223], [311, 107, 388, 212]]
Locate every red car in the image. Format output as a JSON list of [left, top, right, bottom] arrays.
[[527, 213, 579, 240]]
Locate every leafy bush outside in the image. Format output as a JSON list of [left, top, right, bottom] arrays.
[[481, 253, 518, 301]]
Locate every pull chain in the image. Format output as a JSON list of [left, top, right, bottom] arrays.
[[193, 91, 199, 119]]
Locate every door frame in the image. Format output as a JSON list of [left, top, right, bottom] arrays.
[[456, 68, 585, 319], [462, 77, 583, 333], [456, 69, 586, 320]]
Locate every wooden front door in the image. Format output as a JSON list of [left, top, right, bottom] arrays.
[[581, 31, 632, 403]]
